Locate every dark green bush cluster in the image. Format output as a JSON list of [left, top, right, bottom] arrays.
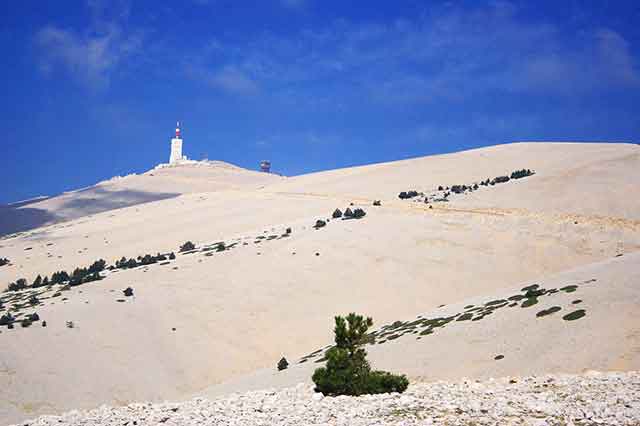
[[342, 208, 366, 220], [0, 258, 9, 267], [31, 275, 48, 288], [277, 357, 289, 371], [398, 190, 419, 199], [179, 241, 196, 252], [312, 313, 409, 396], [6, 278, 28, 292], [69, 267, 103, 286], [51, 271, 71, 284], [115, 253, 169, 269], [510, 169, 534, 179], [314, 219, 327, 229], [0, 313, 15, 327], [332, 209, 343, 218], [438, 168, 535, 194], [6, 258, 107, 292], [352, 208, 366, 219], [450, 185, 468, 194], [20, 312, 40, 328]]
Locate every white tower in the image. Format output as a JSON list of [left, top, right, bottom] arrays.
[[169, 121, 183, 164]]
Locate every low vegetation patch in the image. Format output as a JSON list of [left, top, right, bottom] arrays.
[[398, 190, 419, 199], [562, 309, 586, 321], [5, 258, 106, 293], [299, 277, 595, 364], [0, 257, 9, 267], [179, 241, 196, 253], [536, 306, 562, 317], [400, 169, 535, 204]]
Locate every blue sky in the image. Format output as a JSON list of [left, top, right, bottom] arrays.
[[1, 0, 639, 203]]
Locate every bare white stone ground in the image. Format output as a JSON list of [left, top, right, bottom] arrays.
[[15, 371, 640, 426]]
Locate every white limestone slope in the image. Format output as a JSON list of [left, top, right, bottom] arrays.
[[0, 142, 639, 424], [0, 160, 282, 236]]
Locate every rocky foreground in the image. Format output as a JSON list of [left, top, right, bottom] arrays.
[[15, 371, 640, 426]]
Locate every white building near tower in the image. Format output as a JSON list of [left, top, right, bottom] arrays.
[[169, 122, 185, 164]]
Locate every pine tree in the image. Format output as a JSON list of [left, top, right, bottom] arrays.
[[32, 275, 43, 288], [277, 357, 289, 371], [312, 313, 408, 396]]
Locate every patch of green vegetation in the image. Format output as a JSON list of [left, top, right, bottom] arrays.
[[536, 306, 562, 317], [464, 304, 474, 309], [419, 328, 433, 335], [524, 288, 547, 298], [312, 313, 408, 395], [456, 313, 473, 321], [572, 299, 583, 304], [485, 299, 507, 306], [562, 309, 586, 321], [494, 354, 504, 360], [560, 285, 578, 293], [521, 297, 539, 308]]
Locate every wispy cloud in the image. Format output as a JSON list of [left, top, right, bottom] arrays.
[[189, 2, 639, 104], [207, 65, 259, 95], [34, 1, 142, 90]]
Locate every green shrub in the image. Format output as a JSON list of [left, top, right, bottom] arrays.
[[314, 219, 327, 229], [32, 275, 43, 288], [7, 278, 27, 292], [179, 241, 196, 252], [0, 313, 14, 326], [277, 357, 289, 371], [332, 209, 343, 219], [363, 371, 409, 394], [0, 258, 9, 267], [521, 297, 538, 308], [510, 169, 534, 179], [563, 309, 586, 321], [88, 259, 106, 274], [352, 208, 366, 219], [312, 313, 409, 396], [536, 306, 561, 317], [51, 271, 70, 284]]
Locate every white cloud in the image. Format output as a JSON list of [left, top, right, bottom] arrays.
[[34, 1, 141, 90], [192, 2, 639, 104], [206, 65, 259, 95]]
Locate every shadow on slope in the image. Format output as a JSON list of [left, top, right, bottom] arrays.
[[0, 205, 58, 237], [0, 187, 180, 236], [57, 186, 180, 217]]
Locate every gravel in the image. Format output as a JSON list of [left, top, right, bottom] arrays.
[[16, 371, 640, 426]]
